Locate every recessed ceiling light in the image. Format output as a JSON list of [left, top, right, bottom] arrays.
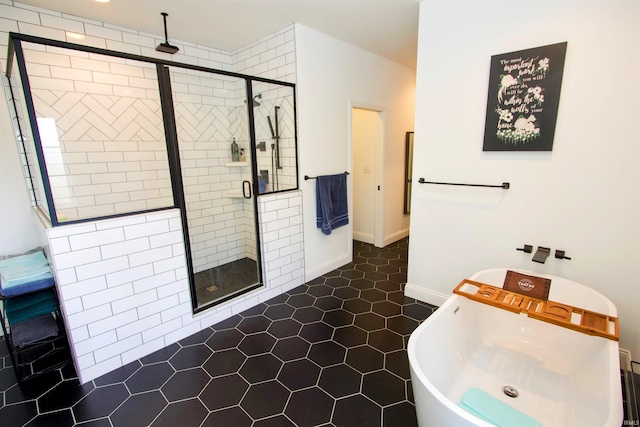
[[95, 0, 111, 3]]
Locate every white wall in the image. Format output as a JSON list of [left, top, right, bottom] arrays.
[[0, 82, 43, 254], [295, 24, 415, 280], [407, 1, 640, 357]]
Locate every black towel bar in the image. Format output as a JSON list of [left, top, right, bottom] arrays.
[[417, 178, 509, 189], [304, 172, 350, 181]]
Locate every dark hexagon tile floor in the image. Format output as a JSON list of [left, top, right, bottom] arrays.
[[0, 238, 438, 426]]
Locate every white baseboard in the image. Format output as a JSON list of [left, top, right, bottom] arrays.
[[305, 253, 351, 283], [353, 231, 374, 244], [404, 282, 449, 307], [620, 348, 632, 372], [383, 228, 409, 247]]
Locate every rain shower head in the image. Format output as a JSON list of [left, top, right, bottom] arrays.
[[245, 94, 261, 107], [156, 12, 180, 54]]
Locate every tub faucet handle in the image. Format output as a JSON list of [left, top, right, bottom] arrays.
[[532, 246, 550, 264], [555, 250, 571, 260], [516, 244, 533, 253]]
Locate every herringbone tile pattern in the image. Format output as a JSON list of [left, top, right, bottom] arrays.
[[31, 89, 172, 221]]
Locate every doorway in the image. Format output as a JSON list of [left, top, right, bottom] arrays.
[[351, 107, 384, 247]]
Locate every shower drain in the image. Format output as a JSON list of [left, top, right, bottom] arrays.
[[502, 385, 519, 398]]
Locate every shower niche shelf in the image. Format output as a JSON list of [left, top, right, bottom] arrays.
[[226, 191, 244, 199], [224, 161, 250, 167]]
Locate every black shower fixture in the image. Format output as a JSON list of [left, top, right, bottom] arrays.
[[156, 12, 179, 54], [245, 94, 261, 107]]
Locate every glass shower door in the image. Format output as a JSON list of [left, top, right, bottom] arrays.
[[166, 66, 261, 309]]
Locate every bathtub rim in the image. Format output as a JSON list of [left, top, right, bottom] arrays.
[[407, 268, 623, 427]]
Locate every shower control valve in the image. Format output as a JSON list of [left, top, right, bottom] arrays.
[[555, 250, 571, 260], [516, 244, 533, 253]]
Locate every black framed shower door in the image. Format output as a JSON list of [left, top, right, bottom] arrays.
[[5, 32, 298, 313]]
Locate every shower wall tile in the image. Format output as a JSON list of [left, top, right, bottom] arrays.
[[69, 228, 124, 250], [59, 276, 106, 300], [122, 32, 155, 49], [4, 1, 249, 224], [17, 21, 66, 40], [44, 196, 304, 384], [40, 13, 85, 33], [258, 191, 306, 293], [6, 0, 304, 384], [0, 4, 40, 24], [84, 23, 123, 41], [233, 24, 297, 83], [44, 210, 187, 383]]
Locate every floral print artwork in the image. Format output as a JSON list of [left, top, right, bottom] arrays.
[[494, 60, 548, 145], [483, 42, 567, 151]]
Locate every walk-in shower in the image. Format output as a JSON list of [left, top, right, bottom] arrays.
[[5, 32, 298, 312], [165, 67, 262, 308]]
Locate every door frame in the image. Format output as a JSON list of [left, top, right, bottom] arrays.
[[350, 103, 385, 248]]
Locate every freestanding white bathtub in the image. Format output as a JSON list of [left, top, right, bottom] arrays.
[[408, 268, 623, 427]]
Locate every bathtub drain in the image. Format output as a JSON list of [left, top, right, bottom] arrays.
[[502, 386, 519, 398]]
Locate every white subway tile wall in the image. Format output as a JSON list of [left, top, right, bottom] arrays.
[[168, 68, 257, 274], [233, 25, 296, 191], [233, 26, 297, 194], [233, 25, 296, 83], [46, 193, 303, 383], [3, 1, 303, 383], [2, 0, 297, 265], [20, 44, 173, 222], [251, 82, 297, 193]]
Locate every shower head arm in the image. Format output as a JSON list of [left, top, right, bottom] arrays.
[[156, 13, 179, 54], [161, 12, 169, 43]]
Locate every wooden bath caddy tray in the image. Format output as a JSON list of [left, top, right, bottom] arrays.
[[453, 279, 619, 341]]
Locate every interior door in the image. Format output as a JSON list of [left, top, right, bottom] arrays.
[[352, 108, 383, 245]]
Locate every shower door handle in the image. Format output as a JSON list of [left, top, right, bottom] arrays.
[[243, 180, 252, 199]]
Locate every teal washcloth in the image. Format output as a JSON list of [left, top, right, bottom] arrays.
[[5, 288, 59, 324], [459, 388, 542, 427], [0, 251, 53, 289]]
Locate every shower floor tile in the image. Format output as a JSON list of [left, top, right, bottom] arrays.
[[194, 257, 258, 306], [0, 239, 441, 426]]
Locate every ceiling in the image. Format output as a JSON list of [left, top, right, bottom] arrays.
[[18, 0, 421, 69]]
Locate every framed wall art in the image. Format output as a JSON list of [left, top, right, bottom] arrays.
[[482, 42, 567, 151]]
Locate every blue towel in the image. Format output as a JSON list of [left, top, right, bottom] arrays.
[[0, 251, 55, 297], [316, 174, 349, 235]]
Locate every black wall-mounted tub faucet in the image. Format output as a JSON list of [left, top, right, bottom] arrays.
[[532, 246, 551, 264], [516, 244, 533, 253]]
